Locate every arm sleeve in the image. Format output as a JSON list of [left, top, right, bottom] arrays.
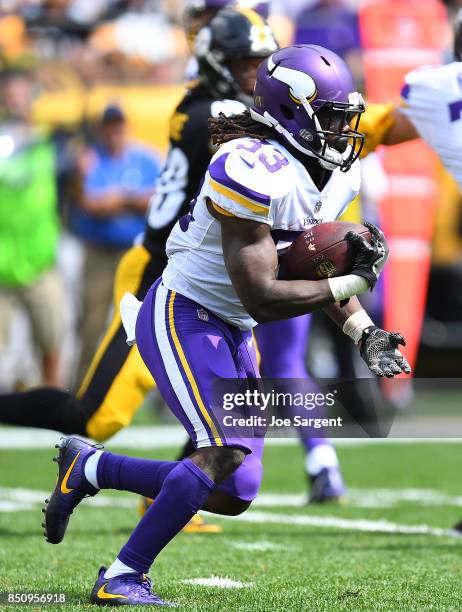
[[395, 66, 449, 151], [399, 66, 439, 123]]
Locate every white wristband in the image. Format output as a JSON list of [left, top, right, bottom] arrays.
[[328, 274, 369, 302], [342, 309, 375, 344]]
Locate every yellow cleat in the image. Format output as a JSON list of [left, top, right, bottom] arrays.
[[138, 495, 153, 517], [138, 496, 223, 533], [182, 513, 223, 534]]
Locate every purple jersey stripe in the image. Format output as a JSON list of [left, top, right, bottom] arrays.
[[209, 152, 271, 207], [147, 281, 199, 447], [170, 295, 227, 444], [164, 290, 220, 447]]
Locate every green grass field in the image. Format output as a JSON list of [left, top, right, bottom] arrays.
[[0, 437, 461, 611]]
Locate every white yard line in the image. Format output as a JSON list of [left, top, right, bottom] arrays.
[[0, 487, 134, 511], [223, 511, 460, 538], [2, 486, 462, 513], [255, 489, 462, 509], [0, 425, 461, 449], [182, 577, 253, 588], [0, 487, 460, 539], [228, 540, 288, 552]]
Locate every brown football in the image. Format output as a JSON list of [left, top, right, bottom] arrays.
[[278, 221, 372, 281]]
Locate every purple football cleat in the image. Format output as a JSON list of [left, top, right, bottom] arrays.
[[90, 566, 174, 607], [42, 436, 101, 544], [308, 467, 347, 504]]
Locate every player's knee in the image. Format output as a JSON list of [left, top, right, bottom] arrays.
[[189, 446, 247, 484], [203, 489, 251, 515], [220, 446, 247, 474], [227, 499, 252, 516], [210, 498, 251, 516], [218, 498, 251, 516]]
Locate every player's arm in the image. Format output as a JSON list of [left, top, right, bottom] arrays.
[[212, 204, 380, 323], [324, 223, 411, 378], [381, 108, 419, 146], [323, 296, 365, 329], [218, 210, 334, 321], [359, 103, 419, 157], [324, 297, 411, 377], [324, 223, 411, 377]]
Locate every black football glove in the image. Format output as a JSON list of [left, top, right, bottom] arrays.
[[345, 222, 389, 290], [359, 326, 412, 378]]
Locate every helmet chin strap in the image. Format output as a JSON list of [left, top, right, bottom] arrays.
[[250, 108, 346, 169]]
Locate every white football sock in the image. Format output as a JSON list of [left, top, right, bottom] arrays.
[[104, 558, 137, 579], [83, 450, 103, 489], [305, 443, 339, 476]]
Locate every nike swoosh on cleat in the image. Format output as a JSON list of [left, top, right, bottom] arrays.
[[60, 451, 81, 494], [97, 584, 128, 600]]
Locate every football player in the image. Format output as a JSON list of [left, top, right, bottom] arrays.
[[0, 8, 276, 532], [43, 45, 410, 606], [359, 11, 462, 531], [360, 9, 462, 190], [0, 8, 349, 507]]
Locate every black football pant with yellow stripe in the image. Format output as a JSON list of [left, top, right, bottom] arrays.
[[0, 245, 160, 443]]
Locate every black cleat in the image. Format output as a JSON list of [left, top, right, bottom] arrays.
[[43, 436, 102, 544]]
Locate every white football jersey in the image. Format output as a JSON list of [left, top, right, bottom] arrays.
[[163, 137, 361, 329], [400, 62, 462, 189]]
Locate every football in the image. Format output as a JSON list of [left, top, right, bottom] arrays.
[[278, 221, 372, 281]]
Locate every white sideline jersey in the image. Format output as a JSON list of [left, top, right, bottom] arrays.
[[163, 137, 360, 329], [400, 62, 462, 189]]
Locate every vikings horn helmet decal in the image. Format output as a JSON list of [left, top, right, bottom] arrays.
[[250, 45, 365, 172]]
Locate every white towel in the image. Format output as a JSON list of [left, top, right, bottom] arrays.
[[120, 292, 143, 346]]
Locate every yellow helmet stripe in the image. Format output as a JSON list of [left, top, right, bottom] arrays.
[[236, 6, 266, 28]]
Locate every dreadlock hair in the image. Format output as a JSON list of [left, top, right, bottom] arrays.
[[209, 110, 275, 147]]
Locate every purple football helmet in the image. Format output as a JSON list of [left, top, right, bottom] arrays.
[[250, 45, 365, 172]]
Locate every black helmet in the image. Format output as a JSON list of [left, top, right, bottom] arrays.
[[455, 8, 462, 61], [195, 7, 278, 103], [183, 0, 234, 50]]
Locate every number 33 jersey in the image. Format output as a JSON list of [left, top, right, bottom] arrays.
[[400, 61, 462, 190], [163, 136, 361, 330]]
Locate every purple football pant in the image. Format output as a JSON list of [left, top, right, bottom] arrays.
[[254, 316, 329, 452], [136, 279, 263, 502]]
